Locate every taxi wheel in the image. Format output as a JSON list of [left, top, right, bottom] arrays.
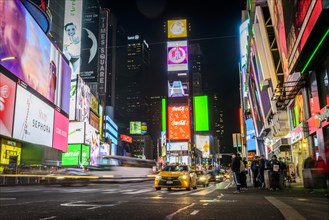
[[167, 187, 171, 191], [155, 187, 161, 190]]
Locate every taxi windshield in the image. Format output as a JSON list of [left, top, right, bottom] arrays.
[[163, 165, 188, 172]]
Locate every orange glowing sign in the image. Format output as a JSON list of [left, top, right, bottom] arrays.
[[168, 105, 190, 140]]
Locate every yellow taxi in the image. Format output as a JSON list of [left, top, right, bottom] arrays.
[[154, 164, 197, 191]]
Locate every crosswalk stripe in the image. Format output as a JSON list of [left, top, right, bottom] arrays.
[[123, 189, 153, 194], [191, 187, 217, 195]]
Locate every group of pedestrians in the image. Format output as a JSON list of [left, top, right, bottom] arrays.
[[231, 153, 287, 193]]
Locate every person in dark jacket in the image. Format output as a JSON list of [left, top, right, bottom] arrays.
[[231, 153, 241, 193], [268, 155, 282, 190]]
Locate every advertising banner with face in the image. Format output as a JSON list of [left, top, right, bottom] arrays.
[[0, 0, 71, 112], [76, 76, 91, 123], [85, 123, 99, 166], [0, 72, 16, 137], [13, 85, 54, 147]]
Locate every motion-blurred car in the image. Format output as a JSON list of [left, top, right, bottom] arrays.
[[195, 170, 210, 187], [154, 165, 197, 191], [43, 168, 95, 186]]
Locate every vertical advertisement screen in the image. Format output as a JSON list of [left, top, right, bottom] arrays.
[[195, 135, 210, 158], [53, 110, 69, 152], [76, 76, 91, 122], [13, 85, 54, 147], [246, 119, 256, 151], [168, 106, 190, 140], [85, 123, 100, 166], [0, 139, 21, 168], [167, 41, 188, 72], [63, 0, 83, 79], [130, 121, 142, 134], [0, 73, 16, 137], [0, 0, 71, 113], [81, 144, 90, 166], [68, 122, 85, 144], [193, 96, 209, 132]]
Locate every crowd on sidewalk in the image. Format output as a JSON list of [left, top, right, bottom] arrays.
[[230, 152, 329, 198]]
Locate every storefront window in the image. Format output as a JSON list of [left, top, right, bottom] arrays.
[[317, 55, 329, 108]]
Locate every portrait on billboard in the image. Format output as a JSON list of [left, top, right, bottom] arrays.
[[0, 73, 16, 137], [63, 22, 81, 74], [76, 76, 91, 123], [0, 0, 71, 113]]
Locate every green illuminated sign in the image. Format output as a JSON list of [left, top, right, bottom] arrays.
[[130, 121, 142, 134], [81, 145, 90, 166], [62, 144, 81, 166], [162, 98, 166, 131], [193, 96, 209, 132]]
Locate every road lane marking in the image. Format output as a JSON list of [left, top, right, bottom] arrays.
[[191, 187, 217, 195], [123, 189, 153, 194], [165, 203, 195, 220], [265, 196, 306, 220], [39, 216, 56, 220], [203, 203, 208, 206], [0, 198, 16, 200], [190, 210, 199, 215], [87, 206, 101, 210]]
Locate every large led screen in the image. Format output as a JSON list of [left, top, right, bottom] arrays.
[[0, 0, 71, 113], [195, 135, 210, 158], [167, 19, 187, 38], [76, 75, 91, 122], [246, 119, 256, 151], [239, 19, 249, 68], [0, 73, 16, 137], [168, 80, 189, 97], [13, 85, 54, 147], [85, 123, 100, 166], [0, 139, 21, 168], [167, 142, 188, 151], [69, 79, 77, 120], [193, 96, 209, 132], [130, 121, 142, 134], [63, 0, 83, 79], [168, 106, 190, 140], [68, 122, 85, 144], [167, 41, 188, 72], [62, 144, 81, 166], [52, 110, 69, 152], [81, 144, 90, 166]]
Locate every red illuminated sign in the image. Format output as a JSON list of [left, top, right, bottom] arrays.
[[308, 106, 329, 135], [120, 134, 132, 143], [168, 105, 190, 140]]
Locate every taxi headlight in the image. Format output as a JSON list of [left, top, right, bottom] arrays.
[[179, 175, 189, 180], [199, 177, 206, 180], [155, 175, 162, 180]]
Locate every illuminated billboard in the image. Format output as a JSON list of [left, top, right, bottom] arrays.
[[63, 0, 83, 79], [246, 119, 256, 151], [0, 72, 16, 137], [13, 85, 54, 147], [85, 123, 100, 166], [0, 0, 71, 113], [195, 135, 210, 158], [167, 41, 188, 72], [120, 134, 132, 143], [167, 142, 188, 151], [130, 121, 142, 134], [0, 139, 21, 168], [76, 75, 91, 123], [239, 19, 249, 69], [193, 96, 209, 132], [167, 19, 187, 38], [69, 79, 77, 120], [162, 98, 166, 131], [168, 80, 189, 97], [52, 110, 69, 152], [68, 122, 85, 144], [168, 105, 190, 140]]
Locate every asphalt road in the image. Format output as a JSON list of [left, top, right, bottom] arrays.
[[0, 180, 328, 220]]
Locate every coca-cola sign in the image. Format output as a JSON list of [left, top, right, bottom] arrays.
[[168, 105, 190, 140]]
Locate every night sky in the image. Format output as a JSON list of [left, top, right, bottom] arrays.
[[99, 0, 245, 152]]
